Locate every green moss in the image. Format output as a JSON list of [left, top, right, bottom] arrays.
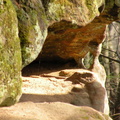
[[85, 0, 99, 19], [0, 97, 16, 107], [77, 107, 110, 120], [81, 116, 90, 119], [47, 0, 74, 21], [46, 0, 103, 25], [85, 0, 105, 19], [13, 1, 48, 67], [47, 3, 64, 21], [16, 8, 37, 65], [0, 0, 22, 106]]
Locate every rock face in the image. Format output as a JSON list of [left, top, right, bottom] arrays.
[[36, 16, 110, 114], [37, 0, 119, 68], [0, 0, 116, 116], [34, 0, 110, 115], [0, 102, 112, 120], [38, 18, 106, 69], [0, 0, 107, 107], [11, 0, 105, 67], [35, 1, 120, 114], [42, 0, 105, 25], [59, 66, 109, 114], [12, 0, 48, 67], [0, 0, 22, 106]]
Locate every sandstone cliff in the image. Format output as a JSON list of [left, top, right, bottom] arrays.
[[0, 0, 119, 119]]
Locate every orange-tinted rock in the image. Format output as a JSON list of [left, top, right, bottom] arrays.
[[37, 19, 106, 68]]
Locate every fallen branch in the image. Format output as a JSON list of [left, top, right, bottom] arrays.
[[111, 113, 120, 117], [100, 53, 120, 63]]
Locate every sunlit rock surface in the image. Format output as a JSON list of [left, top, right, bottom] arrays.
[[59, 64, 109, 114], [0, 0, 119, 113], [0, 102, 112, 120], [42, 0, 105, 26], [34, 0, 111, 114]]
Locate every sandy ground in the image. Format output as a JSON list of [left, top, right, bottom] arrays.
[[0, 61, 90, 120], [21, 61, 85, 104]]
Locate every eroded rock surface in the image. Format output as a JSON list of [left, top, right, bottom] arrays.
[[59, 67, 109, 114], [37, 18, 106, 69], [0, 0, 117, 116], [12, 0, 48, 67], [0, 0, 22, 106], [33, 0, 110, 115], [0, 102, 112, 120], [42, 0, 105, 25], [35, 7, 111, 114], [11, 0, 105, 67]]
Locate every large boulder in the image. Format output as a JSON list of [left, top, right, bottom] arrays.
[[0, 102, 112, 120], [12, 0, 105, 67], [12, 0, 48, 67], [37, 18, 107, 68], [36, 14, 110, 114], [36, 21, 110, 114], [0, 0, 22, 106], [59, 66, 109, 115], [37, 0, 120, 66], [42, 0, 105, 25]]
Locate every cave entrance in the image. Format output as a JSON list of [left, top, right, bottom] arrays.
[[22, 57, 77, 77], [22, 20, 95, 77], [22, 20, 79, 77], [22, 52, 94, 77]]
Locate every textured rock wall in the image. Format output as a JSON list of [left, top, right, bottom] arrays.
[[35, 0, 120, 115], [36, 3, 111, 114], [0, 0, 107, 107], [60, 68, 109, 114], [42, 0, 105, 25], [0, 0, 22, 106], [11, 0, 48, 67], [38, 19, 106, 67], [11, 0, 105, 67], [0, 102, 112, 120], [0, 1, 118, 116]]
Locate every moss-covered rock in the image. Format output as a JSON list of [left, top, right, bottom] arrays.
[[0, 0, 22, 106], [12, 0, 48, 67], [10, 0, 106, 67], [42, 0, 105, 26]]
